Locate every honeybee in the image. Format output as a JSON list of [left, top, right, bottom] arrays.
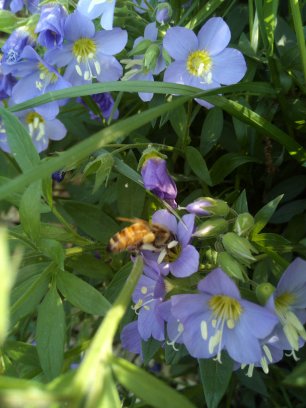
[[107, 217, 173, 253]]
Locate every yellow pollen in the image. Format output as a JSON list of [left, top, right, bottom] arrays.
[[275, 292, 296, 313], [186, 50, 212, 77], [37, 62, 58, 83], [72, 38, 96, 61], [25, 112, 44, 125], [209, 295, 242, 323]]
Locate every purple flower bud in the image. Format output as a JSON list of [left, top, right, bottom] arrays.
[[186, 197, 229, 217], [141, 157, 177, 208], [155, 3, 171, 25], [1, 27, 35, 65], [52, 170, 66, 182], [35, 4, 67, 49], [186, 198, 212, 216]]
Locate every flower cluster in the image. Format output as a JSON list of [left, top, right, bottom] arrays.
[[119, 157, 306, 376]]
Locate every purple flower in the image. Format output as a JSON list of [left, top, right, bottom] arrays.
[[171, 268, 278, 364], [1, 27, 35, 65], [77, 0, 116, 30], [159, 300, 184, 350], [9, 0, 39, 13], [0, 70, 16, 100], [124, 23, 166, 102], [149, 209, 200, 278], [45, 11, 127, 86], [120, 321, 142, 355], [2, 46, 71, 120], [163, 17, 247, 108], [81, 92, 119, 120], [186, 197, 229, 217], [266, 258, 306, 357], [156, 3, 171, 25], [35, 4, 67, 49], [186, 198, 212, 216], [0, 108, 67, 153], [141, 157, 177, 208]]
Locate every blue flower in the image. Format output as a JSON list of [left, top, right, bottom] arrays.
[[7, 0, 39, 13], [266, 258, 306, 357], [1, 27, 35, 65], [80, 92, 119, 121], [77, 0, 116, 30], [171, 268, 278, 364], [0, 70, 16, 100], [163, 17, 247, 108], [35, 4, 67, 49], [120, 321, 143, 355], [0, 108, 67, 153], [155, 3, 171, 25], [2, 46, 71, 120], [141, 156, 177, 207], [149, 209, 200, 278], [45, 11, 127, 85]]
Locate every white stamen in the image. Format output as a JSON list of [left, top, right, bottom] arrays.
[[200, 321, 208, 340], [75, 64, 83, 77], [260, 357, 269, 374], [94, 60, 101, 75], [33, 117, 40, 129], [84, 70, 90, 81], [141, 286, 148, 295], [167, 240, 178, 249], [263, 344, 273, 363], [35, 81, 43, 90], [246, 364, 254, 377]]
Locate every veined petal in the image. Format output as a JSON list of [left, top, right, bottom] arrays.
[[35, 101, 59, 121], [163, 27, 198, 60], [182, 311, 214, 358], [64, 11, 95, 41], [170, 245, 199, 278], [177, 213, 195, 246], [198, 268, 241, 298], [95, 28, 127, 55], [138, 299, 165, 341], [163, 61, 194, 86], [100, 2, 116, 30], [277, 258, 306, 295], [129, 71, 154, 102], [152, 209, 178, 235], [197, 17, 231, 55], [212, 48, 247, 85], [77, 0, 105, 19], [45, 44, 74, 68]]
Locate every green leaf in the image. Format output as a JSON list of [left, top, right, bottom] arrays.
[[210, 153, 261, 185], [96, 367, 121, 408], [271, 199, 306, 224], [10, 264, 51, 326], [57, 270, 111, 316], [112, 357, 196, 408], [200, 107, 223, 155], [84, 152, 114, 193], [235, 369, 268, 396], [104, 262, 132, 303], [198, 354, 233, 408], [252, 233, 293, 253], [19, 181, 42, 244], [252, 195, 283, 235], [283, 360, 306, 387], [186, 146, 212, 186], [39, 239, 65, 269], [232, 190, 249, 213], [113, 157, 143, 187], [0, 10, 19, 33], [36, 286, 65, 380], [0, 106, 40, 171], [142, 338, 161, 365], [170, 105, 188, 141]]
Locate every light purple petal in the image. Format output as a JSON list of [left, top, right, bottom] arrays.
[[212, 48, 247, 85], [163, 61, 193, 86], [225, 323, 262, 364], [95, 28, 127, 55], [95, 54, 123, 82], [45, 119, 67, 141], [45, 44, 74, 68], [77, 0, 103, 19], [11, 75, 40, 102], [152, 209, 177, 235], [120, 321, 142, 355], [100, 2, 115, 30], [277, 258, 306, 295], [239, 300, 278, 339], [171, 294, 210, 321], [34, 102, 59, 121], [198, 268, 241, 298], [177, 213, 195, 246], [144, 22, 158, 41], [138, 299, 165, 341], [132, 274, 157, 304], [129, 71, 154, 102], [182, 311, 214, 358], [170, 245, 199, 278], [198, 17, 231, 55], [64, 11, 95, 41], [163, 27, 198, 60]]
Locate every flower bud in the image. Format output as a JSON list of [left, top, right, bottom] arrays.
[[155, 3, 172, 25], [193, 218, 228, 238], [217, 252, 246, 281], [233, 213, 254, 237], [186, 197, 229, 217], [52, 170, 66, 183], [256, 283, 275, 305], [222, 232, 257, 267], [144, 44, 160, 72]]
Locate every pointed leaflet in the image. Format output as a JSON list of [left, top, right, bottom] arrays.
[[19, 181, 42, 244], [252, 195, 283, 235], [186, 146, 212, 186]]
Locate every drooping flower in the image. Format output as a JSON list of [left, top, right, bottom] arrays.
[[2, 46, 71, 120], [148, 209, 200, 278], [171, 268, 278, 364], [45, 11, 127, 85], [141, 156, 177, 208], [122, 22, 166, 102], [0, 108, 67, 153], [266, 258, 306, 357], [1, 27, 35, 65], [163, 17, 247, 108], [7, 0, 39, 14], [155, 3, 172, 25], [77, 0, 116, 30], [35, 4, 67, 49], [80, 92, 119, 121]]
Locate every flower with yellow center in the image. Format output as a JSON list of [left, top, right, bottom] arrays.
[[171, 268, 278, 364]]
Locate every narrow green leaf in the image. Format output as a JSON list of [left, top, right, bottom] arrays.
[[271, 199, 306, 224], [233, 190, 249, 213], [142, 338, 161, 365], [170, 105, 188, 141], [39, 239, 65, 269], [19, 181, 42, 244], [112, 357, 196, 408], [186, 146, 212, 186], [200, 107, 223, 155], [252, 233, 293, 253], [186, 0, 227, 30], [210, 153, 261, 185], [252, 195, 283, 235], [57, 270, 111, 316], [96, 367, 121, 408], [198, 354, 233, 408], [36, 286, 65, 380], [114, 157, 143, 187], [0, 107, 40, 171], [0, 10, 19, 33], [263, 0, 279, 56]]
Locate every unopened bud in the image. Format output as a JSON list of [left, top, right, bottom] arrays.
[[233, 213, 254, 237], [144, 44, 160, 71], [256, 283, 275, 305], [186, 197, 229, 217], [222, 232, 257, 266], [217, 252, 246, 281], [193, 218, 228, 238], [155, 3, 172, 24]]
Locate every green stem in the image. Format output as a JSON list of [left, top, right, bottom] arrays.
[[289, 0, 306, 82]]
